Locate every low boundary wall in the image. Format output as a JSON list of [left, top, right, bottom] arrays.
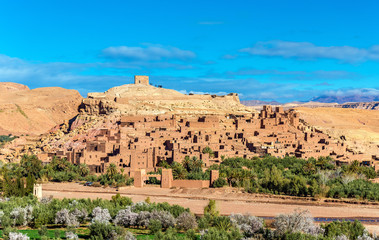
[[172, 180, 209, 188]]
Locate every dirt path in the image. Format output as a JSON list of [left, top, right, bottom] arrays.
[[42, 183, 379, 220]]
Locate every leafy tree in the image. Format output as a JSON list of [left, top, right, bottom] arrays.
[[230, 213, 263, 237], [91, 207, 111, 224], [20, 155, 42, 179], [212, 178, 227, 188], [176, 212, 198, 231], [323, 220, 366, 240], [114, 208, 138, 227], [204, 200, 219, 217], [148, 219, 162, 234], [149, 210, 176, 229], [273, 209, 323, 236], [89, 221, 121, 240]]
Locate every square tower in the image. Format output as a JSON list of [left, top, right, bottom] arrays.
[[134, 75, 149, 85]]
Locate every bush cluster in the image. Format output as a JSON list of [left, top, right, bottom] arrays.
[[210, 156, 378, 200], [0, 197, 375, 240]]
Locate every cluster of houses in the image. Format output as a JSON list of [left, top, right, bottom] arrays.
[[43, 105, 376, 177], [37, 76, 378, 178]]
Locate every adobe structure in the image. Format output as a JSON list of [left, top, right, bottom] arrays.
[[43, 105, 377, 177], [132, 168, 218, 188], [134, 75, 149, 85]]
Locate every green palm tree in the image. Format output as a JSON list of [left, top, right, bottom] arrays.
[[79, 164, 90, 177], [107, 163, 118, 179]]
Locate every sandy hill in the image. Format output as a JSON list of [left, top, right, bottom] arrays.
[[81, 83, 254, 116], [0, 82, 82, 136], [295, 107, 379, 155]]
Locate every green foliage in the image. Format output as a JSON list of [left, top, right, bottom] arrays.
[[323, 220, 365, 240], [0, 196, 374, 240], [0, 135, 17, 148], [0, 154, 133, 191], [20, 155, 43, 179], [202, 146, 214, 158], [15, 104, 28, 119], [149, 220, 163, 234], [132, 201, 189, 218], [204, 200, 219, 217], [154, 227, 191, 240], [111, 193, 133, 207], [54, 229, 61, 238], [212, 178, 227, 188], [38, 225, 48, 237], [159, 156, 208, 180], [106, 163, 118, 179], [213, 216, 232, 231], [185, 229, 197, 240], [327, 179, 379, 201], [200, 227, 243, 240], [89, 221, 119, 240], [215, 156, 378, 200]]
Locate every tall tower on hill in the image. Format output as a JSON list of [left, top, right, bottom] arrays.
[[134, 75, 149, 85]]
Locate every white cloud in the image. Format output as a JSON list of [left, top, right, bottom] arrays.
[[240, 40, 379, 63], [323, 88, 379, 97], [102, 45, 196, 61], [178, 89, 229, 95], [226, 68, 359, 80]]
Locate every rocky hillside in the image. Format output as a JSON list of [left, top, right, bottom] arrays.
[[339, 102, 379, 110], [1, 81, 378, 163], [295, 107, 379, 156], [80, 83, 254, 116], [0, 82, 83, 135]]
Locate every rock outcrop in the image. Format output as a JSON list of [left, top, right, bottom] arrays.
[[339, 102, 379, 110], [79, 83, 252, 116]]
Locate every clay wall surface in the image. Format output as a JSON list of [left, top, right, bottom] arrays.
[[172, 180, 210, 188], [134, 75, 149, 85]]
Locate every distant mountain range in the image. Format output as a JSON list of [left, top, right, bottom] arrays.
[[311, 95, 379, 104], [242, 92, 379, 110], [242, 98, 379, 110], [240, 100, 282, 106]]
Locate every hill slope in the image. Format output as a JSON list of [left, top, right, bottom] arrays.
[[295, 107, 379, 155], [0, 82, 83, 135], [81, 83, 254, 115]]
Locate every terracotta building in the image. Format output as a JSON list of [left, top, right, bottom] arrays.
[[56, 104, 377, 176]]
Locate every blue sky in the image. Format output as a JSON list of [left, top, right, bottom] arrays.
[[0, 0, 378, 102]]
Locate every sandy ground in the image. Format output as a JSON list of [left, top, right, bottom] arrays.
[[42, 183, 379, 219]]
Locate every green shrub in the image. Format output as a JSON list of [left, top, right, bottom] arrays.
[[38, 225, 48, 237], [89, 221, 121, 240], [323, 220, 365, 240], [200, 227, 242, 240], [212, 178, 227, 188], [149, 220, 163, 234]]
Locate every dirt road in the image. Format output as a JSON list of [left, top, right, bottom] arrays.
[[42, 183, 379, 220]]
